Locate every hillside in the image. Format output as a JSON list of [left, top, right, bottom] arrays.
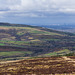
[[0, 56, 75, 74], [0, 23, 75, 60]]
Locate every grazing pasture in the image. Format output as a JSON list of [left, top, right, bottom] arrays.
[[0, 23, 74, 60]]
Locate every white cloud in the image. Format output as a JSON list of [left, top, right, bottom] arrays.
[[19, 0, 75, 12], [0, 0, 75, 18]]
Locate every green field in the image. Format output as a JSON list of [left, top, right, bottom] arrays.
[[44, 49, 71, 56], [0, 43, 5, 46], [0, 51, 32, 57], [30, 30, 61, 35]]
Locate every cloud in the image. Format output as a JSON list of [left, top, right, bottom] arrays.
[[19, 0, 75, 13], [0, 0, 75, 18]]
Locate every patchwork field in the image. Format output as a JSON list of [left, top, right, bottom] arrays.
[[0, 23, 74, 74], [0, 23, 74, 60]]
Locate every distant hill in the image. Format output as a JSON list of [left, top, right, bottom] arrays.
[[0, 23, 75, 60], [40, 24, 75, 33]]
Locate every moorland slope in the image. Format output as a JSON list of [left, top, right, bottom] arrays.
[[0, 56, 75, 74]]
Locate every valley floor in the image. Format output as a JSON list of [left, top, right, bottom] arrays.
[[0, 56, 75, 75]]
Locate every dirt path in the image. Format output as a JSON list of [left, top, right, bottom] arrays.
[[0, 60, 21, 64], [63, 56, 75, 62], [0, 57, 30, 64]]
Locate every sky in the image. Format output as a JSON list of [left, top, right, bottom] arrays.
[[0, 0, 75, 25]]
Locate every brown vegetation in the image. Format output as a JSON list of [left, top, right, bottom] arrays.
[[0, 56, 75, 75]]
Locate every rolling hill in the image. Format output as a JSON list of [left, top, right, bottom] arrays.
[[0, 23, 74, 60]]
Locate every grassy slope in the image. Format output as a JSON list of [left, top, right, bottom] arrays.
[[0, 23, 74, 60], [44, 49, 71, 56]]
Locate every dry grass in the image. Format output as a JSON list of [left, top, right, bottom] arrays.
[[0, 56, 75, 75]]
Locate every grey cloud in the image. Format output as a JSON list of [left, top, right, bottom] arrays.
[[0, 0, 75, 18]]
